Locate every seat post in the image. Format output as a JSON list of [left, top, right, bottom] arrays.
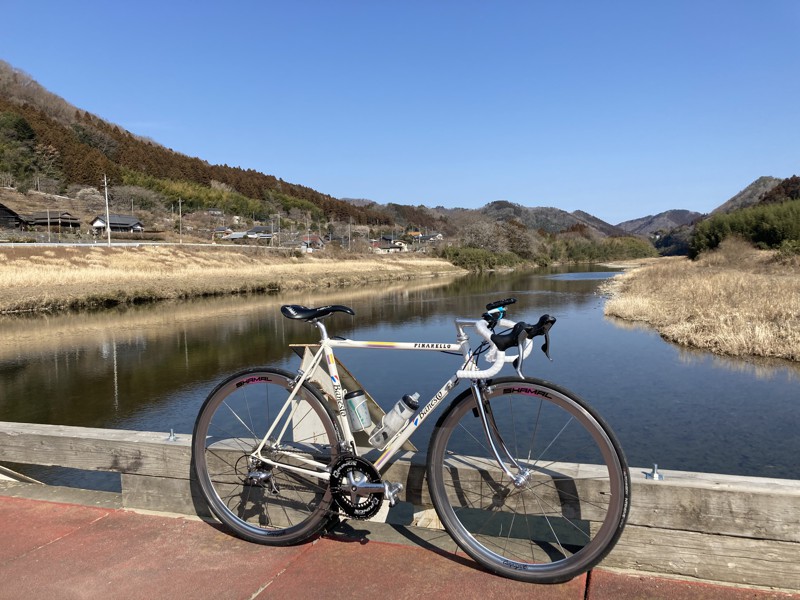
[[314, 320, 330, 341]]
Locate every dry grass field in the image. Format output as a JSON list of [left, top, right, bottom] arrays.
[[603, 238, 800, 361], [0, 245, 465, 314]]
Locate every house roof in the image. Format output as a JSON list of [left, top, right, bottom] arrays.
[[29, 211, 80, 222], [0, 203, 22, 220], [0, 203, 20, 216], [92, 214, 143, 227]]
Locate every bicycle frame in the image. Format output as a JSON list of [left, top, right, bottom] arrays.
[[251, 317, 487, 480]]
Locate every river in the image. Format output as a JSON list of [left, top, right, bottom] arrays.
[[2, 266, 798, 489]]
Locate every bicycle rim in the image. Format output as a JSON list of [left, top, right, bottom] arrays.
[[427, 377, 630, 583], [192, 368, 340, 545]]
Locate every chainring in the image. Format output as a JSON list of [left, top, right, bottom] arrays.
[[329, 456, 384, 520]]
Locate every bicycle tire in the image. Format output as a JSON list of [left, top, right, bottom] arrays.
[[192, 367, 341, 545], [426, 377, 630, 583]]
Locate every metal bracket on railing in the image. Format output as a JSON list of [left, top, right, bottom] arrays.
[[644, 463, 664, 480]]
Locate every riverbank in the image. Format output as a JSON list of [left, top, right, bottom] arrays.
[[602, 238, 800, 361], [0, 245, 466, 314]]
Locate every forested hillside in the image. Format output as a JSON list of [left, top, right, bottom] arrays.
[[0, 60, 389, 226], [689, 177, 800, 258], [617, 209, 702, 237], [0, 59, 660, 267]]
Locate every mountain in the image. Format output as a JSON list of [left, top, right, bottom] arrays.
[[479, 201, 628, 238], [572, 210, 630, 237], [711, 176, 782, 214], [617, 209, 703, 237], [2, 58, 767, 256], [0, 60, 391, 227]]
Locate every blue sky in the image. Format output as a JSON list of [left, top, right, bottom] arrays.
[[2, 2, 798, 224]]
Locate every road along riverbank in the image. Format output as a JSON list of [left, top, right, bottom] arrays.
[[602, 239, 800, 361], [0, 245, 466, 314]]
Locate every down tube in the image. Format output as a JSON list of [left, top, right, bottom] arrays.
[[372, 374, 460, 473]]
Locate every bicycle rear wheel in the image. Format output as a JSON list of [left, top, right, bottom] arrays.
[[192, 368, 341, 545], [427, 377, 630, 583]]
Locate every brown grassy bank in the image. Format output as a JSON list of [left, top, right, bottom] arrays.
[[602, 238, 800, 361], [0, 245, 466, 314]]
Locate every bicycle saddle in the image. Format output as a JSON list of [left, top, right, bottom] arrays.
[[280, 304, 355, 321]]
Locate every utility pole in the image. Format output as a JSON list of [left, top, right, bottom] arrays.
[[103, 174, 112, 247], [178, 198, 183, 244]]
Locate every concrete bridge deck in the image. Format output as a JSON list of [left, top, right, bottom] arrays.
[[1, 420, 799, 596]]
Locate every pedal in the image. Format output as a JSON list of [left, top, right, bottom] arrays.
[[384, 481, 404, 507]]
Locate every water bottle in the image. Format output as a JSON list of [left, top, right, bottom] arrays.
[[344, 389, 373, 432], [369, 392, 420, 449]]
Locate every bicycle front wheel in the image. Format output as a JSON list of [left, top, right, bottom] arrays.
[[192, 368, 341, 545], [427, 377, 630, 583]]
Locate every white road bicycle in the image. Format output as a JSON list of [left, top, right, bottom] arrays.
[[192, 298, 631, 584]]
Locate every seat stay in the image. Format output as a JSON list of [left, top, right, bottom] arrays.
[[251, 345, 326, 457]]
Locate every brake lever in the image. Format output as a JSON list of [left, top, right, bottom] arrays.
[[541, 329, 552, 361], [524, 314, 556, 362]]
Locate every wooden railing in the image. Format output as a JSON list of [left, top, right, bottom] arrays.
[[0, 421, 798, 590]]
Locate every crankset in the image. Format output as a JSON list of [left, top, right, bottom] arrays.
[[329, 456, 385, 520]]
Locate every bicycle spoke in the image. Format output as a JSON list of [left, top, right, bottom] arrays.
[[193, 369, 339, 545], [428, 378, 629, 583]]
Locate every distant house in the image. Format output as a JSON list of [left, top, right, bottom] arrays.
[[420, 233, 443, 243], [327, 235, 348, 247], [246, 226, 273, 239], [369, 237, 406, 254], [373, 236, 408, 252], [25, 210, 81, 230], [300, 234, 325, 251], [212, 226, 233, 239], [220, 231, 248, 241], [0, 203, 22, 229], [91, 214, 144, 234]]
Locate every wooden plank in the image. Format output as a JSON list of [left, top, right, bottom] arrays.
[[121, 473, 209, 518], [605, 523, 800, 590], [0, 421, 191, 477], [628, 468, 800, 543], [0, 464, 43, 484]]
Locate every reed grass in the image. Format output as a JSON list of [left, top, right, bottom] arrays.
[[0, 246, 464, 314], [603, 238, 800, 361]]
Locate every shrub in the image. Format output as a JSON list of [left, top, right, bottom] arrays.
[[437, 246, 521, 271], [690, 199, 800, 258]]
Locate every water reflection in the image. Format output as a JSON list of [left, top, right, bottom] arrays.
[[606, 314, 800, 382], [1, 265, 798, 486]]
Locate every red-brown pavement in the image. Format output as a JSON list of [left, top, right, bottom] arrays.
[[0, 495, 796, 600]]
